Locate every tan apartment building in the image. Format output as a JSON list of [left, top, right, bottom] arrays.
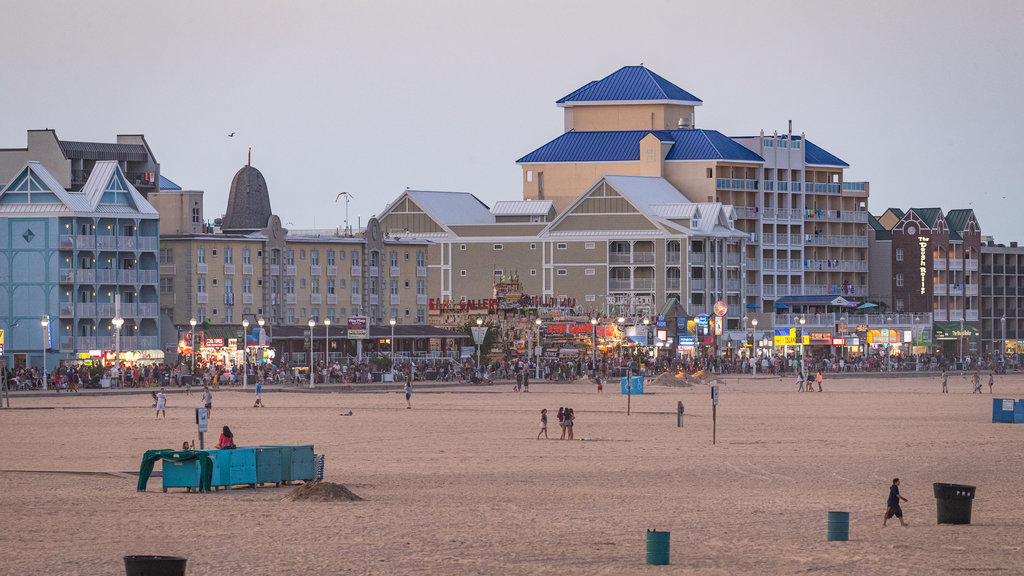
[[516, 66, 870, 312]]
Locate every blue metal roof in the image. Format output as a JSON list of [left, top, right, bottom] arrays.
[[159, 174, 181, 190], [557, 66, 702, 105], [804, 140, 849, 167], [517, 130, 763, 164]]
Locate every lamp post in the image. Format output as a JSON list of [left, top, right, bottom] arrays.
[[1001, 315, 1006, 364], [40, 315, 49, 390], [616, 317, 625, 359], [960, 314, 965, 365], [257, 317, 265, 382], [324, 318, 331, 384], [533, 318, 541, 380], [308, 319, 315, 388], [189, 317, 197, 371], [799, 316, 806, 372], [591, 317, 598, 367], [389, 317, 396, 381], [241, 319, 249, 390], [475, 317, 483, 372], [643, 317, 650, 359], [751, 318, 758, 375], [839, 315, 848, 367]]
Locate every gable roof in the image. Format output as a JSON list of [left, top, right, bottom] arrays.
[[159, 174, 182, 190], [868, 214, 891, 240], [491, 200, 554, 217], [517, 129, 764, 164], [58, 139, 149, 162], [0, 161, 157, 217], [804, 139, 849, 167], [557, 66, 702, 106], [944, 209, 974, 234], [909, 208, 942, 227], [404, 190, 493, 226]]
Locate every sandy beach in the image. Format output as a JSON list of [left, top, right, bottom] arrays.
[[2, 373, 1023, 575]]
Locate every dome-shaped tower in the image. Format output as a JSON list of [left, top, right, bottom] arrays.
[[221, 164, 272, 233]]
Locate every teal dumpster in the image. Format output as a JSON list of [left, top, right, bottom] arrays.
[[254, 446, 284, 486], [205, 448, 257, 489], [646, 530, 669, 565], [161, 450, 223, 493], [827, 511, 850, 541], [280, 444, 315, 484], [1015, 400, 1024, 424]]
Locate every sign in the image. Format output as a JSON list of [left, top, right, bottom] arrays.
[[429, 295, 576, 311], [460, 345, 475, 359], [196, 407, 208, 433], [713, 315, 723, 336], [696, 314, 709, 327], [903, 330, 913, 343], [713, 301, 728, 317], [0, 328, 4, 355], [547, 324, 613, 336], [656, 315, 666, 328], [1003, 399, 1015, 411], [918, 236, 929, 295], [677, 336, 695, 349], [867, 329, 898, 345], [204, 337, 225, 348], [347, 316, 369, 339], [832, 338, 846, 345], [774, 328, 797, 346], [712, 385, 719, 406], [228, 338, 238, 349], [471, 326, 488, 344]]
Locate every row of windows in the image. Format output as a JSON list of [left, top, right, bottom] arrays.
[[186, 277, 427, 295], [192, 247, 426, 266], [192, 306, 429, 325], [479, 243, 596, 251], [763, 138, 802, 150]]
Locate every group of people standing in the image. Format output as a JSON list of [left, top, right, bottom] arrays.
[[796, 370, 824, 392], [536, 407, 576, 440]]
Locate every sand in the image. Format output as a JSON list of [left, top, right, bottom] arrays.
[[1, 374, 1023, 575]]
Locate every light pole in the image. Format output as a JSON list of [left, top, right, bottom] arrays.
[[799, 316, 806, 372], [257, 317, 265, 382], [389, 317, 396, 380], [533, 318, 541, 380], [476, 317, 483, 372], [308, 319, 315, 388], [960, 314, 965, 365], [241, 319, 249, 389], [616, 317, 625, 360], [643, 317, 650, 360], [591, 317, 598, 367], [751, 318, 758, 375], [189, 317, 197, 371], [839, 314, 848, 367], [1001, 315, 1006, 364], [112, 313, 124, 388], [40, 315, 49, 390], [324, 318, 331, 384]]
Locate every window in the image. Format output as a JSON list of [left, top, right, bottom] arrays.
[[312, 279, 320, 294], [286, 308, 295, 324], [212, 248, 217, 257], [896, 248, 904, 262], [300, 278, 307, 289], [299, 249, 306, 260], [224, 308, 233, 323], [557, 269, 567, 276], [159, 248, 173, 264], [311, 249, 319, 265], [895, 298, 904, 312], [192, 206, 201, 224], [585, 268, 595, 276], [896, 273, 904, 287], [585, 294, 596, 302], [494, 269, 503, 276], [416, 308, 425, 323], [327, 307, 335, 320], [243, 247, 251, 265], [493, 244, 503, 251], [224, 277, 233, 298], [243, 277, 251, 294], [530, 243, 536, 250], [351, 279, 359, 295], [337, 250, 346, 263], [197, 247, 206, 264], [339, 307, 347, 318], [270, 250, 280, 265], [196, 307, 206, 322], [706, 168, 713, 178], [326, 250, 335, 266], [530, 269, 537, 276], [338, 278, 346, 289], [327, 279, 335, 294], [404, 251, 409, 261], [224, 247, 233, 264], [390, 279, 398, 295], [404, 280, 409, 288], [792, 140, 801, 150], [197, 277, 206, 293], [416, 251, 425, 267], [285, 250, 295, 265], [390, 251, 398, 267], [285, 279, 295, 294], [351, 251, 359, 266], [585, 242, 595, 250], [460, 270, 467, 276], [460, 244, 466, 251], [556, 243, 567, 250], [778, 140, 788, 149], [160, 277, 174, 293], [763, 138, 774, 148], [526, 170, 533, 182], [416, 279, 425, 295]]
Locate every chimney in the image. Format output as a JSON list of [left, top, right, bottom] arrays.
[[1012, 242, 1018, 248]]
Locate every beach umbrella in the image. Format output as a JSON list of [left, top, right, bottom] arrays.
[[856, 302, 879, 309], [746, 304, 760, 309], [775, 303, 789, 309]]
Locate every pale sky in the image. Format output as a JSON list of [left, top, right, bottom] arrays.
[[3, 0, 1022, 240]]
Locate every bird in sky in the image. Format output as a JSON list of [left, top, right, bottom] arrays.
[[228, 132, 236, 137]]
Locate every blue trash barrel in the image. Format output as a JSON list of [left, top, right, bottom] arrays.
[[934, 483, 976, 524], [827, 511, 849, 541], [992, 398, 1015, 423], [124, 555, 187, 576], [646, 530, 670, 565]]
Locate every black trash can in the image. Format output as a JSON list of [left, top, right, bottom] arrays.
[[124, 555, 187, 576], [933, 483, 976, 525]]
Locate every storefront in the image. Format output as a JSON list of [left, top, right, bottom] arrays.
[[933, 322, 979, 356]]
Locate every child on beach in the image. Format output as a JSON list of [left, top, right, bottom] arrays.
[[405, 377, 412, 409], [883, 478, 909, 527], [941, 370, 948, 394], [253, 381, 264, 407], [796, 370, 805, 392], [537, 409, 548, 439], [155, 389, 166, 418], [202, 386, 213, 417], [988, 373, 994, 394]]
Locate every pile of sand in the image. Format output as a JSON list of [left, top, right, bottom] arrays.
[[284, 481, 363, 502], [651, 372, 694, 387]]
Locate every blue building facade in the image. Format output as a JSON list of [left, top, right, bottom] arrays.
[[0, 161, 160, 372]]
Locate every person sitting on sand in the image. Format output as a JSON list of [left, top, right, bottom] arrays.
[[216, 426, 236, 449]]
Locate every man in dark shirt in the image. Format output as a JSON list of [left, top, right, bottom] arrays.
[[883, 478, 909, 526]]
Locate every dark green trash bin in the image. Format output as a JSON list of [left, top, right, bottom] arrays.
[[124, 555, 187, 576], [646, 530, 669, 565], [827, 511, 849, 541], [934, 483, 976, 524]]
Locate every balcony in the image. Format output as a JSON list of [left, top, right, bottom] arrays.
[[965, 258, 979, 271], [948, 258, 963, 269], [690, 253, 706, 265], [139, 336, 158, 349], [763, 259, 776, 271], [369, 294, 379, 305], [59, 269, 74, 284], [725, 254, 740, 266], [197, 262, 208, 274], [327, 294, 338, 305], [351, 265, 362, 276], [224, 263, 236, 275], [735, 206, 759, 219], [949, 284, 964, 296], [60, 336, 74, 351], [96, 236, 116, 250], [98, 303, 116, 317], [934, 284, 947, 295], [77, 303, 94, 317], [966, 310, 979, 322], [416, 266, 427, 277], [390, 294, 401, 305], [77, 336, 97, 350], [118, 270, 136, 284], [666, 251, 682, 265], [726, 279, 741, 292], [311, 265, 322, 276], [934, 258, 947, 270], [136, 236, 158, 251], [269, 264, 280, 276], [117, 237, 136, 251], [285, 294, 297, 305], [389, 266, 401, 277], [690, 278, 706, 290], [417, 294, 428, 305], [666, 278, 681, 291], [59, 235, 74, 249], [243, 263, 254, 275], [160, 264, 176, 275], [351, 294, 362, 305], [76, 236, 95, 250], [934, 309, 948, 322], [196, 292, 209, 304], [773, 312, 836, 327], [803, 284, 867, 296], [804, 235, 868, 247], [745, 258, 760, 270], [140, 270, 158, 284], [762, 233, 776, 246], [311, 294, 322, 305], [59, 303, 74, 318], [243, 293, 254, 305], [138, 303, 158, 318], [93, 269, 115, 284], [285, 265, 297, 276], [77, 269, 95, 283], [609, 253, 631, 264], [327, 265, 338, 276], [369, 265, 379, 277]]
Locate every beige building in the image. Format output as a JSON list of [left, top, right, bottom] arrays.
[[516, 66, 871, 312]]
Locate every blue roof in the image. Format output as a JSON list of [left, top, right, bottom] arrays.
[[804, 140, 849, 167], [517, 130, 763, 164], [159, 174, 181, 190], [557, 66, 702, 105]]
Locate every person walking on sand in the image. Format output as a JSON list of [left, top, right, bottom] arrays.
[[253, 381, 264, 407], [155, 388, 167, 418], [202, 386, 213, 418], [537, 408, 548, 439], [883, 478, 909, 527], [796, 370, 805, 392], [815, 370, 823, 392], [557, 407, 566, 440], [972, 371, 982, 394], [941, 369, 948, 394], [404, 377, 412, 409], [988, 373, 994, 394]]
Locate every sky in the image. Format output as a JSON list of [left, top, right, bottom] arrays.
[[2, 0, 1023, 240]]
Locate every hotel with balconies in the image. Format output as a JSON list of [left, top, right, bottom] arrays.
[[0, 161, 161, 371], [979, 239, 1024, 355], [516, 66, 871, 317]]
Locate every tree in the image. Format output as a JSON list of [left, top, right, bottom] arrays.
[[455, 319, 499, 363]]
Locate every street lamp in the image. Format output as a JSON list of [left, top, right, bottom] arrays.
[[1001, 316, 1006, 364], [308, 319, 315, 388], [389, 317, 396, 380], [189, 317, 197, 371], [751, 318, 758, 375], [257, 317, 265, 382], [799, 316, 806, 371], [241, 319, 249, 390], [839, 315, 848, 366], [590, 317, 599, 367], [643, 317, 650, 358], [324, 318, 331, 384], [533, 318, 542, 380], [40, 315, 49, 390], [475, 317, 484, 372]]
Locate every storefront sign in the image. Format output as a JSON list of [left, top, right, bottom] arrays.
[[867, 329, 898, 344], [429, 295, 576, 311], [547, 324, 613, 337], [774, 329, 797, 346], [714, 301, 728, 317], [204, 338, 225, 348], [918, 236, 929, 295], [832, 338, 845, 345], [348, 316, 369, 339], [696, 314, 709, 328]]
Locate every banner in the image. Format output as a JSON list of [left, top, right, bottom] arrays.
[[347, 316, 369, 339]]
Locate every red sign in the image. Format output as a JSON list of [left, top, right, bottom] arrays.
[[832, 338, 846, 345], [204, 338, 225, 348], [547, 324, 614, 337], [429, 295, 576, 311]]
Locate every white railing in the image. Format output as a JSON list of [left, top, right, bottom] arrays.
[[77, 236, 95, 250], [77, 336, 97, 350], [270, 264, 280, 276], [390, 266, 401, 277], [609, 279, 631, 291], [118, 270, 136, 284], [351, 265, 362, 276], [243, 293, 254, 304], [244, 263, 255, 275], [59, 269, 74, 283], [390, 294, 401, 305], [726, 279, 741, 291], [77, 303, 94, 317], [949, 258, 963, 269], [327, 294, 338, 305], [633, 278, 654, 290], [965, 258, 979, 271], [934, 284, 947, 295], [96, 236, 116, 250], [725, 254, 740, 266], [416, 266, 427, 277], [311, 294, 322, 305], [224, 263, 236, 275], [197, 262, 208, 274], [285, 294, 297, 305], [803, 260, 868, 272], [369, 266, 379, 277], [934, 257, 947, 270], [98, 303, 116, 317], [59, 235, 74, 249], [327, 265, 338, 276], [762, 285, 776, 297], [117, 237, 136, 251], [138, 303, 158, 317], [690, 278, 706, 290], [735, 206, 759, 219], [367, 294, 378, 305], [666, 251, 682, 264], [138, 270, 158, 284], [417, 294, 428, 305], [763, 233, 776, 246], [804, 235, 868, 247], [285, 265, 297, 276], [745, 258, 760, 270], [773, 312, 836, 327], [95, 269, 116, 283], [966, 310, 979, 322], [690, 253, 706, 265], [351, 294, 362, 305], [311, 265, 322, 276], [196, 292, 209, 304], [802, 284, 866, 296], [77, 270, 95, 283], [763, 259, 776, 271], [666, 278, 681, 291], [966, 284, 978, 296], [60, 336, 74, 350], [137, 236, 158, 251], [934, 309, 948, 321], [949, 284, 964, 296]]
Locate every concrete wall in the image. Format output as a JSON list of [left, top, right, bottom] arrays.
[[0, 130, 70, 189], [565, 103, 696, 132], [149, 190, 204, 234]]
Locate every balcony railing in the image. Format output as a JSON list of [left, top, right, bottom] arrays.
[[417, 294, 428, 305], [60, 336, 74, 351], [745, 258, 760, 270], [224, 263, 236, 275], [117, 237, 136, 251], [966, 310, 979, 322], [327, 265, 338, 276], [138, 303, 158, 318], [96, 236, 116, 250], [763, 259, 776, 271], [160, 264, 176, 275], [60, 303, 74, 317], [77, 336, 97, 350], [311, 265, 322, 276], [311, 294, 322, 305], [196, 292, 209, 304], [803, 284, 867, 296], [965, 258, 979, 271], [327, 294, 338, 305], [690, 253, 706, 265], [285, 265, 297, 276], [369, 294, 379, 305], [690, 278, 706, 290], [390, 294, 401, 305], [351, 294, 362, 305], [77, 269, 95, 283], [803, 260, 868, 272], [726, 279, 741, 291], [934, 283, 947, 296], [197, 262, 208, 274], [269, 264, 280, 276], [666, 278, 681, 291], [285, 294, 297, 305], [118, 270, 136, 284], [715, 178, 759, 191], [763, 233, 776, 246], [59, 235, 74, 249], [351, 265, 362, 276], [369, 266, 379, 277], [139, 336, 158, 349], [666, 251, 682, 264], [94, 269, 116, 284], [139, 270, 158, 284], [136, 236, 158, 251], [389, 266, 401, 277], [934, 309, 948, 322], [59, 269, 74, 283], [735, 206, 759, 219], [77, 236, 95, 250], [803, 235, 868, 247], [934, 258, 947, 270], [416, 266, 426, 277], [725, 254, 740, 266], [98, 303, 116, 317], [243, 293, 254, 304], [77, 303, 94, 317], [948, 284, 964, 296]]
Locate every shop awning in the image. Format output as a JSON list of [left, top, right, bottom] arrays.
[[933, 322, 979, 340]]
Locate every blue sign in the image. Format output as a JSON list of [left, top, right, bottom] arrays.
[[677, 336, 695, 348], [676, 317, 688, 334], [696, 314, 709, 327], [620, 376, 644, 395]]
